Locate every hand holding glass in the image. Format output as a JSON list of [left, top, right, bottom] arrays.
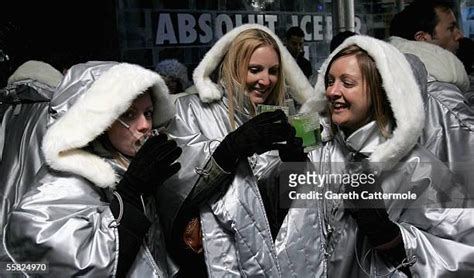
[[118, 118, 160, 154]]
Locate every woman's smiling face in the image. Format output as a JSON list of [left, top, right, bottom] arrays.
[[325, 54, 372, 133], [246, 46, 280, 105]]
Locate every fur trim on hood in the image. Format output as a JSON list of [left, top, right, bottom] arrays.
[[389, 36, 470, 92], [7, 60, 63, 88], [42, 61, 175, 188], [192, 24, 314, 105], [301, 35, 425, 171]]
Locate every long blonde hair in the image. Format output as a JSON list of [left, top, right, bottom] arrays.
[[219, 28, 285, 129]]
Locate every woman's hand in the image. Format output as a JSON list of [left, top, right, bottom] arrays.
[[343, 155, 411, 275], [119, 133, 182, 196], [343, 155, 400, 248], [276, 137, 307, 162], [212, 110, 295, 172]]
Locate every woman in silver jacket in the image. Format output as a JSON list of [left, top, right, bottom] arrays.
[[277, 35, 474, 277], [156, 24, 314, 277], [4, 61, 182, 277]]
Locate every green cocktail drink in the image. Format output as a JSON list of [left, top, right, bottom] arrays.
[[289, 112, 321, 152]]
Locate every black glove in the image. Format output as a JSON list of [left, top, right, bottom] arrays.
[[277, 136, 307, 162], [344, 154, 410, 275], [117, 133, 182, 201], [344, 154, 400, 247], [213, 110, 295, 172], [350, 208, 411, 276], [110, 134, 182, 277]]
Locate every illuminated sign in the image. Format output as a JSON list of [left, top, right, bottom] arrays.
[[155, 12, 362, 45]]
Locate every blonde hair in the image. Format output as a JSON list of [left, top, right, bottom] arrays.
[[219, 28, 285, 129], [325, 45, 394, 138]]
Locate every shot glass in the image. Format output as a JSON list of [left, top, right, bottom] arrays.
[[288, 112, 322, 152], [118, 118, 160, 154], [133, 128, 160, 153]]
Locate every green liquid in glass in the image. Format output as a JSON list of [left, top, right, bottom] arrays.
[[291, 115, 321, 151]]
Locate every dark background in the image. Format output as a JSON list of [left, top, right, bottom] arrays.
[[0, 0, 119, 86]]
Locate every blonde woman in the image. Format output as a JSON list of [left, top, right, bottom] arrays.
[[157, 24, 314, 276]]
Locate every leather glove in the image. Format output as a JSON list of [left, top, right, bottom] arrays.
[[117, 133, 182, 199], [212, 110, 295, 172], [277, 136, 307, 162]]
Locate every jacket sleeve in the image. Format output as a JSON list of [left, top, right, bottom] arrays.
[[4, 170, 119, 277], [387, 151, 474, 277], [156, 96, 233, 241], [421, 83, 474, 186], [398, 208, 474, 277]]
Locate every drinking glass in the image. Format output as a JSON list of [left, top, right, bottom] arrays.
[[288, 112, 321, 152]]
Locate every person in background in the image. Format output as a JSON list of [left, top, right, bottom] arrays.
[[389, 34, 474, 186], [155, 59, 198, 103], [285, 26, 313, 78], [0, 60, 63, 263], [4, 61, 181, 277], [156, 24, 314, 277], [390, 0, 463, 54], [155, 59, 190, 94], [277, 35, 474, 277]]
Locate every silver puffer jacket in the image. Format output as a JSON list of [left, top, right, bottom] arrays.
[[158, 24, 316, 277], [162, 94, 283, 276], [282, 35, 474, 277], [4, 61, 177, 277], [0, 61, 63, 262], [389, 36, 474, 186], [278, 123, 474, 277]]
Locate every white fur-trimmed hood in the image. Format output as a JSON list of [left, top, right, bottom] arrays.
[[42, 61, 175, 188], [8, 60, 63, 88], [192, 24, 315, 106], [301, 35, 425, 170], [389, 36, 470, 92]]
